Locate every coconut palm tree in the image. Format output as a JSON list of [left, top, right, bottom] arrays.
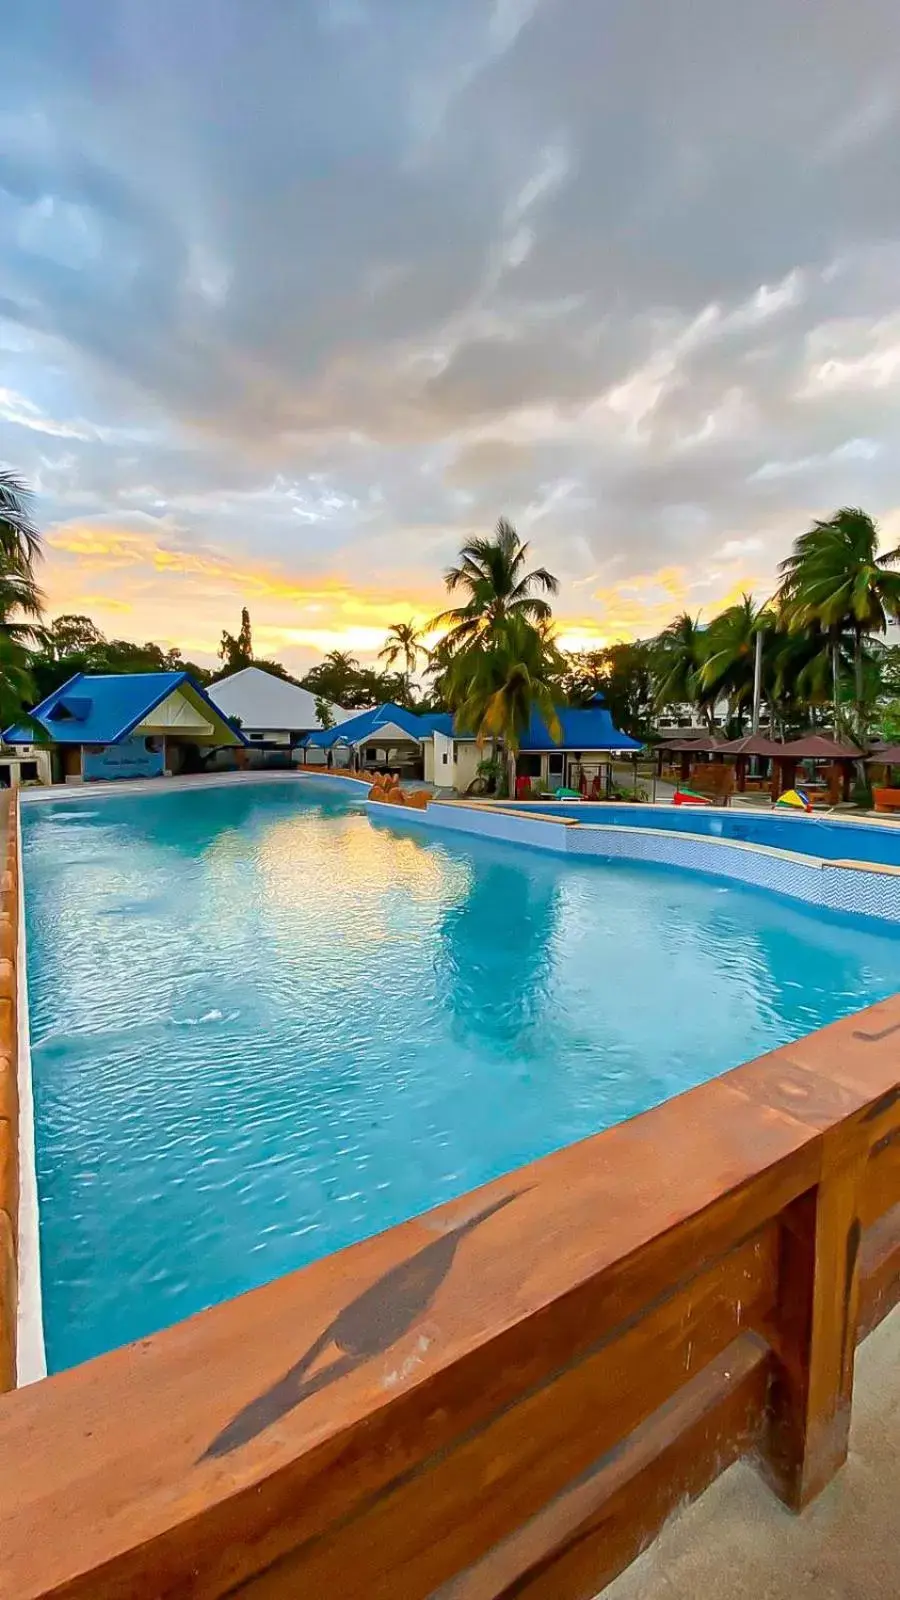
[[653, 612, 717, 729], [777, 507, 900, 733], [448, 615, 562, 796], [378, 621, 425, 704], [699, 595, 780, 731], [0, 469, 42, 634], [0, 471, 42, 729], [432, 518, 558, 651]]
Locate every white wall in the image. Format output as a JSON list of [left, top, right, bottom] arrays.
[[454, 741, 481, 793], [432, 730, 453, 786]]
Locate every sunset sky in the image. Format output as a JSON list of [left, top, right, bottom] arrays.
[[3, 1, 900, 672]]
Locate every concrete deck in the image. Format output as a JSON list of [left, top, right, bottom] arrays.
[[604, 1310, 900, 1600]]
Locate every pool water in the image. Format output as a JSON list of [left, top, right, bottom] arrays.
[[508, 800, 900, 865], [23, 779, 900, 1371]]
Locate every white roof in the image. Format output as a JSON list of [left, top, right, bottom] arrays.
[[206, 667, 348, 733]]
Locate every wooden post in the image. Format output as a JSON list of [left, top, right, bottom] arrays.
[[760, 1128, 867, 1510]]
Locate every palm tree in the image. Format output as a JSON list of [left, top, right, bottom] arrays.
[[0, 469, 42, 633], [431, 518, 558, 651], [0, 471, 42, 730], [700, 595, 777, 731], [378, 622, 425, 704], [777, 508, 900, 733], [653, 613, 716, 729], [448, 615, 562, 797]]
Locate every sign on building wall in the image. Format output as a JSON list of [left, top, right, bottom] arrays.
[[82, 736, 165, 782]]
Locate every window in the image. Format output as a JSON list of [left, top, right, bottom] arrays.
[[21, 762, 37, 781], [248, 732, 265, 742], [442, 752, 449, 765]]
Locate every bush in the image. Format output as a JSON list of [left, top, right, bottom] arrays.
[[851, 778, 874, 809]]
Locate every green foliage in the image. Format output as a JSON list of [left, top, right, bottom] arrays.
[[431, 517, 558, 652], [560, 641, 658, 737], [300, 649, 408, 710], [378, 621, 425, 704], [218, 606, 253, 672], [314, 696, 336, 731]]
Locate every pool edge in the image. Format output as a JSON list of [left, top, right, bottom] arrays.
[[367, 797, 900, 923], [15, 795, 45, 1384]]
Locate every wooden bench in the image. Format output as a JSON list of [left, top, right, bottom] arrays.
[[873, 787, 900, 813]]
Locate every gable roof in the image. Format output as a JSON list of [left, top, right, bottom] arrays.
[[206, 667, 347, 733], [4, 672, 247, 747], [304, 698, 640, 752], [304, 701, 430, 748], [519, 704, 642, 751]]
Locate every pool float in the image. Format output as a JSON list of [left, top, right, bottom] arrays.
[[672, 788, 713, 807], [776, 788, 812, 813]]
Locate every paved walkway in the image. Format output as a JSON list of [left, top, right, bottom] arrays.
[[604, 1310, 900, 1600]]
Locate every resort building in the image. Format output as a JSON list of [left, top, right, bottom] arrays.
[[305, 695, 640, 793], [428, 696, 641, 793], [3, 671, 246, 783], [206, 667, 348, 766], [304, 702, 442, 779]]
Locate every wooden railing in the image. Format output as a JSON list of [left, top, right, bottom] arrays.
[[0, 823, 898, 1594]]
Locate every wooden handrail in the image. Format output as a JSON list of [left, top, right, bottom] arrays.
[[0, 796, 898, 1594]]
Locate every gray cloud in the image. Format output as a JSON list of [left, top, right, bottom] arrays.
[[3, 0, 900, 645]]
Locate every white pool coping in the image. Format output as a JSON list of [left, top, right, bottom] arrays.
[[15, 800, 45, 1384]]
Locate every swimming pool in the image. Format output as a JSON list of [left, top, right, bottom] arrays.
[[23, 779, 900, 1371], [507, 801, 900, 865]]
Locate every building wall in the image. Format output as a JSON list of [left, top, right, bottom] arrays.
[[432, 731, 453, 786], [453, 741, 482, 794]]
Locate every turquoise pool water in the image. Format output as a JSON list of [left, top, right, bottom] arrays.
[[508, 801, 900, 864], [24, 779, 900, 1372]]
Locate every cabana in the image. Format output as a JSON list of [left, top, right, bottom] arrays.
[[774, 734, 863, 804], [865, 745, 900, 813], [655, 733, 721, 786], [716, 733, 784, 794]]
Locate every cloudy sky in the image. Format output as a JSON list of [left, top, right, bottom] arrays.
[[3, 0, 900, 671]]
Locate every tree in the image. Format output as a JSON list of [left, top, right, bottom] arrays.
[[777, 508, 900, 734], [301, 650, 363, 707], [432, 518, 558, 652], [653, 613, 716, 729], [378, 622, 426, 704], [699, 595, 777, 731], [448, 616, 563, 796], [218, 607, 253, 674], [0, 470, 42, 728], [43, 614, 105, 660], [560, 642, 658, 738], [314, 696, 336, 731]]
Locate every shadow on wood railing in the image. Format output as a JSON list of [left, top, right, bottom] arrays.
[[0, 964, 898, 1597]]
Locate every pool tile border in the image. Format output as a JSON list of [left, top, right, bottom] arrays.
[[370, 798, 900, 923]]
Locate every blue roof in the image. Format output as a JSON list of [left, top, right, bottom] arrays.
[[302, 698, 640, 753], [305, 702, 433, 748], [520, 703, 641, 752], [4, 672, 247, 746]]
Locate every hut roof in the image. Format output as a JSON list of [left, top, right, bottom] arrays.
[[779, 734, 862, 760]]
